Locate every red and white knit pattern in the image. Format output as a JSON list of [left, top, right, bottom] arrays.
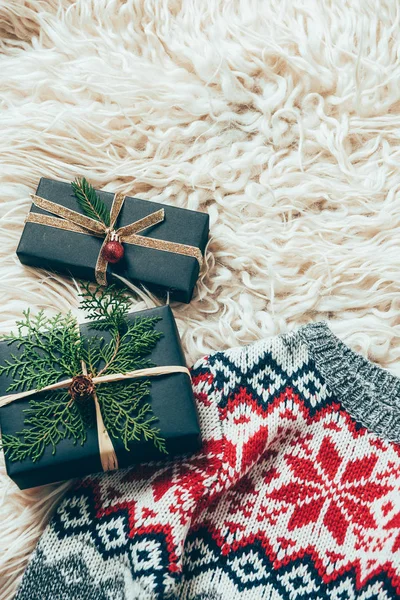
[[15, 324, 400, 599]]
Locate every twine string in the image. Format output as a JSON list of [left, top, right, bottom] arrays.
[[0, 365, 191, 471]]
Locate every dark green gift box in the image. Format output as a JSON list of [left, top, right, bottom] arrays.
[[17, 178, 210, 303], [0, 305, 201, 489]]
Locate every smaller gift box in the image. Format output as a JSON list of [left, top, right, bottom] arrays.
[[17, 178, 209, 303], [0, 303, 201, 490]]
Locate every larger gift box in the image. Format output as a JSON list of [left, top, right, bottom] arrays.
[[17, 178, 209, 303], [0, 305, 201, 489]]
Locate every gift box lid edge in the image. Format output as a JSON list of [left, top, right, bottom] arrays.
[[36, 178, 210, 224]]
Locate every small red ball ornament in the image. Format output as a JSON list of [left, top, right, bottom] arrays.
[[102, 240, 124, 264]]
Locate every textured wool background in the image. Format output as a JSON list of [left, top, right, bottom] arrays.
[[0, 0, 400, 597]]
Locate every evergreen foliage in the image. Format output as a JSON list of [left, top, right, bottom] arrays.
[[71, 177, 111, 227], [0, 284, 166, 462]]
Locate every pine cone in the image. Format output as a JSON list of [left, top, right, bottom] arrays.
[[68, 375, 95, 404]]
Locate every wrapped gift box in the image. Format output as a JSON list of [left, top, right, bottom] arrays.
[[17, 178, 209, 303], [0, 305, 201, 489]]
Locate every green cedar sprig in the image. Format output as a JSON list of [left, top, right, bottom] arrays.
[[0, 311, 83, 391], [0, 284, 167, 462], [71, 177, 111, 227], [1, 391, 86, 463]]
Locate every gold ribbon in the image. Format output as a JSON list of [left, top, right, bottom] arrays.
[[0, 364, 191, 472], [26, 193, 204, 286]]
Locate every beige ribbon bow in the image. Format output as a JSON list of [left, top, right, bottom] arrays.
[[27, 193, 204, 286], [0, 364, 191, 471]]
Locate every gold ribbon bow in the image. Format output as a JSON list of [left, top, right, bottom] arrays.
[[0, 364, 191, 472], [27, 193, 204, 286]]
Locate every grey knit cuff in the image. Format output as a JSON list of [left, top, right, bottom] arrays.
[[299, 322, 400, 444]]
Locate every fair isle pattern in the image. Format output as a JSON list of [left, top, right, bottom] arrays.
[[15, 325, 400, 600]]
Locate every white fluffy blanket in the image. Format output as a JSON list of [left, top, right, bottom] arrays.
[[0, 1, 399, 597]]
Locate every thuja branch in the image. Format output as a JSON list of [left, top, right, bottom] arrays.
[[0, 284, 166, 462], [2, 391, 86, 463], [0, 310, 83, 391], [97, 331, 120, 377], [96, 382, 167, 454]]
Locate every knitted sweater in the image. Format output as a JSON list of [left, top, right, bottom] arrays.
[[15, 322, 400, 600]]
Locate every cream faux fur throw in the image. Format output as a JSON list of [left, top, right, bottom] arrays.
[[0, 1, 399, 598]]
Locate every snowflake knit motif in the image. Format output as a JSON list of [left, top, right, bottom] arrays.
[[15, 322, 400, 600]]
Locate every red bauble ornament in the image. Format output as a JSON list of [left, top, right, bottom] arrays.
[[102, 240, 124, 264]]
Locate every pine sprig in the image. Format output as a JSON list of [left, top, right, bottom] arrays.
[[71, 177, 110, 227], [0, 285, 167, 463]]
